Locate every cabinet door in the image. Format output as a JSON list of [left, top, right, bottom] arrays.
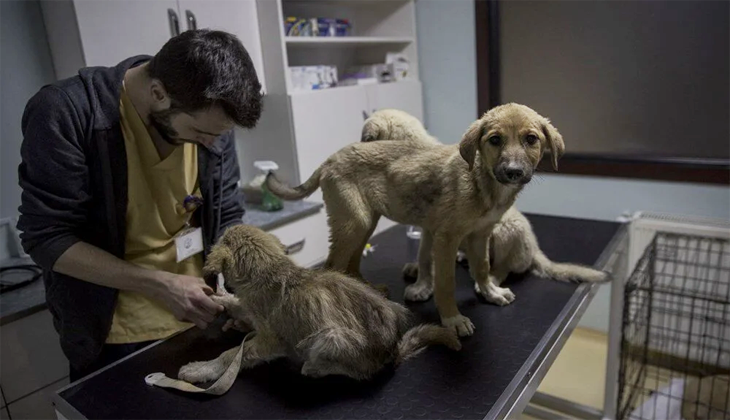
[[176, 0, 266, 91], [365, 81, 424, 123], [73, 0, 179, 68], [289, 86, 369, 201]]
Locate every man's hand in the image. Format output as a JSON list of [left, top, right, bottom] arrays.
[[154, 274, 224, 329]]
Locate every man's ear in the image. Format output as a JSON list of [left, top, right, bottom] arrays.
[[541, 118, 565, 171], [149, 80, 171, 112], [459, 119, 484, 170]]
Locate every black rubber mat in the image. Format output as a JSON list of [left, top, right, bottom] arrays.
[[59, 214, 621, 419]]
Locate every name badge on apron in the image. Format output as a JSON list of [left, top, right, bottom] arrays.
[[175, 227, 204, 262], [175, 194, 205, 262]]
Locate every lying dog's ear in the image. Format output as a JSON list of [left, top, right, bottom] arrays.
[[541, 118, 565, 171], [203, 244, 236, 279], [459, 120, 484, 170]]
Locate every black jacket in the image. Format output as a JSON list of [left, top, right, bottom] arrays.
[[17, 55, 245, 370]]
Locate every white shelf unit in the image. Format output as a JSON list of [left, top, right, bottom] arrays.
[[235, 0, 424, 252]]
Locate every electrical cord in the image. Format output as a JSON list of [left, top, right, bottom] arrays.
[[0, 264, 42, 295]]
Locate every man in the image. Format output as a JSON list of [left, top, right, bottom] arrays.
[[17, 29, 262, 382]]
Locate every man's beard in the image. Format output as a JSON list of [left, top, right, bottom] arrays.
[[149, 108, 193, 146]]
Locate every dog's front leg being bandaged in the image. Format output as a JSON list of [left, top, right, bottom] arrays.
[[144, 274, 254, 396]]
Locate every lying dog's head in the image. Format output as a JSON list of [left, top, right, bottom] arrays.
[[361, 109, 438, 145], [203, 225, 287, 289], [458, 103, 565, 186]]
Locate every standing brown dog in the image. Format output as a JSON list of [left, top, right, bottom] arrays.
[[266, 103, 565, 336]]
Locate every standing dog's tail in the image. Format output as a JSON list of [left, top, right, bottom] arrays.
[[395, 324, 461, 365], [531, 250, 609, 283], [265, 167, 323, 201]]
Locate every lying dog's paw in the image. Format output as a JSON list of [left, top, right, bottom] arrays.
[[404, 281, 433, 302], [441, 314, 475, 337], [178, 360, 226, 384], [475, 282, 516, 306], [402, 263, 419, 279], [210, 293, 239, 310]]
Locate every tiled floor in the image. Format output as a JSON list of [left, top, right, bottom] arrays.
[[521, 327, 609, 419]]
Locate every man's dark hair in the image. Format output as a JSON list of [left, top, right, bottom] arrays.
[[147, 29, 263, 129]]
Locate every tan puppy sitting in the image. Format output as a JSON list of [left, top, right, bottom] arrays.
[[361, 109, 609, 287], [266, 103, 565, 337], [177, 225, 460, 383]]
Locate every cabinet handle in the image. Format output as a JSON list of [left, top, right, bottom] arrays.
[[167, 8, 180, 37], [284, 239, 305, 256], [186, 10, 197, 31]]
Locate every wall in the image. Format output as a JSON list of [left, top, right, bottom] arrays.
[[415, 0, 730, 333], [1, 0, 56, 221], [415, 0, 477, 143]]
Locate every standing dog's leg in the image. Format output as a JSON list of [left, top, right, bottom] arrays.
[[404, 229, 435, 301], [322, 185, 374, 279], [469, 233, 516, 306], [433, 232, 475, 337]]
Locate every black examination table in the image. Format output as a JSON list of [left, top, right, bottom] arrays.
[[53, 213, 626, 420]]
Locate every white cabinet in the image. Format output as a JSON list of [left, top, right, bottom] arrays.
[[71, 0, 178, 70], [0, 310, 69, 420], [41, 0, 266, 91], [290, 86, 369, 191], [366, 81, 424, 122]]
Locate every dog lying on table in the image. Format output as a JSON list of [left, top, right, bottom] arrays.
[[265, 103, 566, 337], [361, 109, 610, 291], [176, 224, 460, 383]]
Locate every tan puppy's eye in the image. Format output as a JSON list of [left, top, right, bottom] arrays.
[[488, 136, 502, 146], [525, 134, 538, 145]]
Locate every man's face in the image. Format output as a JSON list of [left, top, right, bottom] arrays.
[[149, 105, 234, 148]]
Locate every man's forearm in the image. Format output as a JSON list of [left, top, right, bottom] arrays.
[[53, 241, 170, 298]]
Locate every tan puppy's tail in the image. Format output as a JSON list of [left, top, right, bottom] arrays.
[[395, 324, 461, 365], [265, 167, 322, 200], [531, 250, 610, 283]]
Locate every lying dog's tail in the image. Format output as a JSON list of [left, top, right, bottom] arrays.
[[531, 250, 609, 283], [265, 166, 322, 200], [395, 324, 461, 365]]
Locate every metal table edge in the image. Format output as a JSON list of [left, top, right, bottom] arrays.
[[486, 221, 629, 420], [53, 326, 195, 420]]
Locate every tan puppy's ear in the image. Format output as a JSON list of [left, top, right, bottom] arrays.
[[459, 119, 484, 170], [361, 123, 375, 142], [203, 244, 236, 279], [541, 119, 565, 170]]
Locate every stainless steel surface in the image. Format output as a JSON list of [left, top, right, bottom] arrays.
[[523, 404, 566, 420], [603, 228, 630, 420], [488, 223, 628, 420], [531, 391, 603, 419]]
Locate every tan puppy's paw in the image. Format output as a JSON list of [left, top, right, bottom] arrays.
[[441, 314, 475, 337], [404, 281, 433, 301], [178, 360, 227, 384], [475, 281, 516, 306], [402, 263, 419, 279]]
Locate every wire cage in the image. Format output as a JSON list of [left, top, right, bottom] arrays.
[[618, 231, 730, 420]]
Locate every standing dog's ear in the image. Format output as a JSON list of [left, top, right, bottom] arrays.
[[459, 120, 484, 170], [541, 119, 565, 171]]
